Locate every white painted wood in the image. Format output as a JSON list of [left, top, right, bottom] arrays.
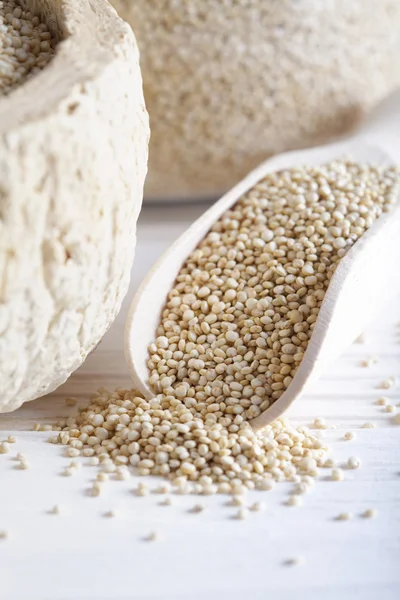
[[125, 90, 400, 429], [0, 205, 400, 600]]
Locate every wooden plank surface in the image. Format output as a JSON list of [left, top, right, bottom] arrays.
[[1, 203, 400, 600]]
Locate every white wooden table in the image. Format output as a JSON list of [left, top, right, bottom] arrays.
[[1, 203, 400, 600]]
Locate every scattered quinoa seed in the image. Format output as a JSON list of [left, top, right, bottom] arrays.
[[160, 497, 172, 506], [362, 508, 377, 519], [331, 468, 344, 481], [335, 512, 352, 521], [286, 495, 302, 507], [380, 377, 396, 390], [344, 432, 356, 441], [235, 508, 248, 520], [249, 502, 264, 512], [377, 397, 388, 406], [0, 441, 11, 453], [347, 456, 361, 470], [361, 356, 377, 368], [7, 435, 16, 443], [190, 503, 205, 513]]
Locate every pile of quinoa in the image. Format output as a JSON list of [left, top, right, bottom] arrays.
[[51, 160, 400, 495], [0, 0, 55, 95]]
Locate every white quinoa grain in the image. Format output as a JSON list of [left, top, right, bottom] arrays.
[[0, 530, 9, 539], [385, 405, 396, 413], [0, 441, 11, 453], [159, 497, 172, 506], [63, 467, 75, 477], [347, 456, 361, 470], [362, 422, 376, 429], [190, 503, 205, 514], [344, 432, 356, 441], [376, 397, 388, 406], [331, 468, 344, 482], [6, 435, 16, 443], [361, 356, 377, 368], [249, 502, 264, 512], [335, 512, 352, 521], [286, 495, 302, 507], [380, 377, 397, 390], [362, 508, 377, 519], [234, 508, 248, 520]]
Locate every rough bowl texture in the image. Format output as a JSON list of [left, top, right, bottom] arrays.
[[111, 0, 400, 200], [0, 0, 149, 412]]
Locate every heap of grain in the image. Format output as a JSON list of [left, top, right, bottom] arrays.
[[0, 0, 55, 94], [52, 160, 400, 494], [110, 0, 400, 199]]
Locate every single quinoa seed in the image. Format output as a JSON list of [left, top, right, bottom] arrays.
[[362, 508, 377, 519], [361, 356, 377, 368], [190, 503, 205, 514], [377, 397, 388, 406], [160, 497, 172, 506], [347, 456, 361, 470], [0, 441, 11, 453], [0, 0, 55, 95], [235, 508, 248, 520], [362, 422, 376, 429], [286, 495, 302, 507], [336, 512, 353, 521], [380, 377, 397, 390], [331, 468, 344, 482], [249, 501, 265, 512]]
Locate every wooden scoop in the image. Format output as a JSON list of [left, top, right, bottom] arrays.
[[125, 90, 400, 430]]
